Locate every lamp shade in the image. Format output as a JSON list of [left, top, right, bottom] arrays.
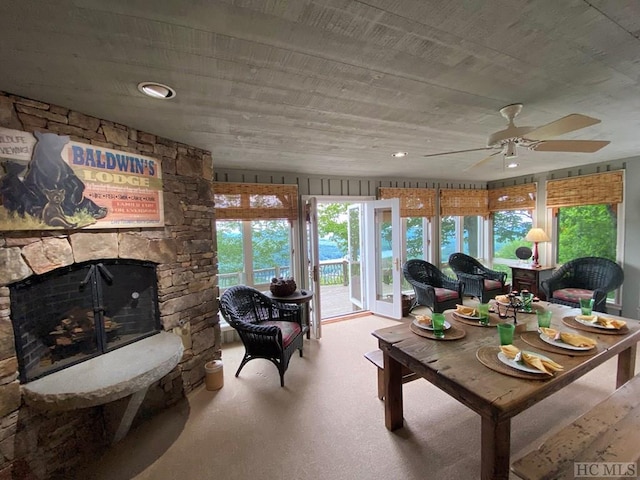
[[525, 228, 550, 243]]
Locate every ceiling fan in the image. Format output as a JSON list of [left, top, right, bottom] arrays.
[[424, 103, 610, 170]]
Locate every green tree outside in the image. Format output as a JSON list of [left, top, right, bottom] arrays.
[[557, 204, 616, 262]]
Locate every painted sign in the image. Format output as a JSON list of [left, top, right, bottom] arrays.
[[0, 127, 164, 230]]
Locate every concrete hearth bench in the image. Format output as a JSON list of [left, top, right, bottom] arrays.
[[21, 331, 184, 443], [511, 374, 640, 479], [364, 349, 418, 400]]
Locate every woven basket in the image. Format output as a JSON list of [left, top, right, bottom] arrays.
[[269, 278, 297, 297]]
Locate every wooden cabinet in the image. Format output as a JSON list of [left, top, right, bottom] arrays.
[[510, 265, 555, 300]]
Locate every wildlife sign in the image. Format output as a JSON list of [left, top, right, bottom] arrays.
[[0, 127, 164, 230]]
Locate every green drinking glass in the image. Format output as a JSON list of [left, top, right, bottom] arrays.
[[432, 313, 446, 339], [536, 310, 552, 328], [497, 323, 515, 345], [478, 303, 490, 326], [579, 298, 594, 316]]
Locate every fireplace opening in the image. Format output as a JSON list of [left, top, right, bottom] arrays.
[[10, 259, 161, 383]]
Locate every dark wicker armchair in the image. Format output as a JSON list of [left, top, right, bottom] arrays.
[[219, 285, 304, 387], [541, 257, 624, 313], [403, 259, 463, 313], [448, 253, 507, 303]]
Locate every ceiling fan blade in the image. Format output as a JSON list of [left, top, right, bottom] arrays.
[[531, 140, 610, 153], [526, 114, 601, 141], [423, 147, 493, 158], [463, 150, 502, 171]]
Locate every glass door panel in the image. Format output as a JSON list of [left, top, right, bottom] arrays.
[[348, 204, 364, 308], [365, 199, 401, 319]]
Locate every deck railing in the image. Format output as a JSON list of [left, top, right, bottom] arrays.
[[218, 259, 348, 289]]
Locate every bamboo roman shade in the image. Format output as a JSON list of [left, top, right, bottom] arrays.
[[213, 182, 299, 220], [378, 187, 436, 218], [546, 171, 623, 208], [488, 184, 536, 212], [440, 189, 489, 216]]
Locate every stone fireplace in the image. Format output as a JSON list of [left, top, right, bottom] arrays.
[[10, 259, 161, 383], [0, 92, 221, 479]]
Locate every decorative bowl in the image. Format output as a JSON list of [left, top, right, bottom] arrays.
[[269, 277, 297, 297]]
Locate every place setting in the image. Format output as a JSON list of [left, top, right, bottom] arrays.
[[561, 298, 629, 335], [520, 308, 599, 356], [410, 313, 466, 340], [476, 321, 566, 380], [450, 304, 500, 327]]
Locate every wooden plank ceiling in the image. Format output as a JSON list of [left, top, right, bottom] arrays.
[[1, 0, 639, 181]]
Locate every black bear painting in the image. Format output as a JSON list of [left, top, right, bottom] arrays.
[[23, 132, 108, 221]]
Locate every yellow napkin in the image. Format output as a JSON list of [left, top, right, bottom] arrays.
[[577, 314, 626, 329], [539, 327, 597, 348], [495, 295, 509, 303], [596, 316, 626, 329], [500, 345, 564, 375], [456, 304, 477, 316], [415, 314, 432, 326]]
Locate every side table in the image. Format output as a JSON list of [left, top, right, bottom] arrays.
[[263, 290, 314, 339], [510, 265, 555, 300]]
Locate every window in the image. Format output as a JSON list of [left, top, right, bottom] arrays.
[[440, 215, 485, 275], [377, 187, 434, 289], [491, 210, 533, 278], [556, 204, 617, 263], [216, 219, 293, 290], [214, 182, 298, 292], [488, 184, 537, 279], [440, 188, 489, 274], [547, 171, 624, 304]]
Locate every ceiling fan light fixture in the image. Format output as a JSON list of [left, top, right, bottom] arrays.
[[504, 141, 518, 159], [137, 82, 176, 99], [506, 161, 519, 168]]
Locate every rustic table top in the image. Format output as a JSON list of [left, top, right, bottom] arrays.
[[373, 303, 640, 421]]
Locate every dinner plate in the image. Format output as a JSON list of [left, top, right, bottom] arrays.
[[497, 351, 551, 374], [539, 333, 594, 351], [411, 319, 451, 331], [454, 311, 483, 320], [575, 316, 619, 330]]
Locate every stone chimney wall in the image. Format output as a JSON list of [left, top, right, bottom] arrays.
[[0, 91, 220, 479]]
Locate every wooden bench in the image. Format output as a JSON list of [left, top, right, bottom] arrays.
[[364, 349, 418, 400], [511, 374, 640, 480]]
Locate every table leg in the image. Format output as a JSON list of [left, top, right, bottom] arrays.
[[616, 344, 637, 388], [383, 350, 403, 431], [480, 416, 511, 480]]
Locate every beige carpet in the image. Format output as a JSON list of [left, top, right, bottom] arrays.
[[77, 313, 635, 480]]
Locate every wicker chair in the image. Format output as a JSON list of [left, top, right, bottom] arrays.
[[448, 253, 507, 303], [541, 257, 624, 313], [403, 259, 463, 313], [219, 285, 304, 387]]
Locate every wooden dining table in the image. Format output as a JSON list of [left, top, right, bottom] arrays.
[[372, 302, 640, 480]]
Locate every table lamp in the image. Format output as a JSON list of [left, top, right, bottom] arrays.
[[524, 228, 550, 268]]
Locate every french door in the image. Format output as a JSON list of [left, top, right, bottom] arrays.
[[303, 196, 402, 324], [305, 198, 322, 338], [363, 198, 402, 319]]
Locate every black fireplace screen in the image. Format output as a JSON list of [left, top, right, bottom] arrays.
[[10, 259, 161, 383]]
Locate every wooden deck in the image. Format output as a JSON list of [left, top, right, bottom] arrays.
[[318, 284, 362, 320]]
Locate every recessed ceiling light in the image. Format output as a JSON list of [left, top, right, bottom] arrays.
[[506, 162, 519, 168], [137, 82, 176, 99], [392, 152, 408, 158]]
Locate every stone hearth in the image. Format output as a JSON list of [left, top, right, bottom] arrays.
[[0, 91, 221, 479]]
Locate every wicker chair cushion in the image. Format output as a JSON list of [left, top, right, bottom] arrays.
[[434, 288, 460, 301], [262, 321, 302, 347], [553, 288, 594, 304], [484, 279, 503, 290]]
